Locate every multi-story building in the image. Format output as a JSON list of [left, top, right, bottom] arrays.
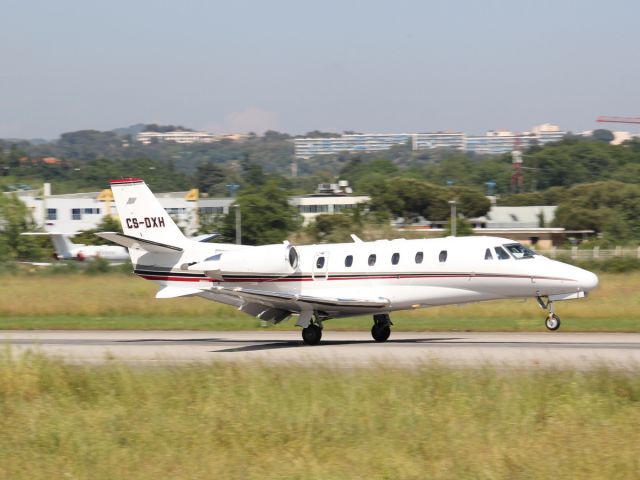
[[411, 132, 465, 150], [294, 124, 566, 158], [465, 130, 533, 155], [294, 134, 412, 158], [532, 123, 565, 145], [137, 131, 219, 145]]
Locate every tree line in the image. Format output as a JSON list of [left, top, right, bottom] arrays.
[[2, 127, 640, 248]]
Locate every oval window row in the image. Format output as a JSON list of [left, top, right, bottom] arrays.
[[335, 251, 448, 267]]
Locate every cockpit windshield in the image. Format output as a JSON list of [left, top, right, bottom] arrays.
[[503, 243, 536, 259]]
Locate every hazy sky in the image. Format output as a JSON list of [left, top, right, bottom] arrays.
[[2, 0, 639, 139]]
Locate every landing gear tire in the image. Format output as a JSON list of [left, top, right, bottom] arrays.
[[302, 324, 322, 345], [545, 313, 561, 331], [371, 324, 391, 342]]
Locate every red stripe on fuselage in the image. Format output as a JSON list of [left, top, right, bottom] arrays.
[[137, 272, 573, 283]]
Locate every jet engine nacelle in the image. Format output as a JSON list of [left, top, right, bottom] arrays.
[[188, 243, 299, 280]]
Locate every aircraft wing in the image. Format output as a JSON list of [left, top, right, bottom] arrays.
[[212, 285, 390, 311]]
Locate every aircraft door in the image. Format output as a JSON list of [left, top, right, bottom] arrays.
[[312, 252, 329, 280]]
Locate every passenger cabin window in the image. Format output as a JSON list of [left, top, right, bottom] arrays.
[[368, 254, 377, 266], [345, 255, 353, 267], [485, 248, 493, 260], [439, 250, 447, 263], [391, 253, 400, 265], [415, 251, 424, 264], [316, 256, 325, 269], [494, 246, 511, 260], [504, 243, 536, 259]]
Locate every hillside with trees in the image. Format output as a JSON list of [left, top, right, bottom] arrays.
[[2, 127, 640, 243]]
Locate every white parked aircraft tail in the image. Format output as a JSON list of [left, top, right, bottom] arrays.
[[109, 177, 187, 248], [21, 232, 80, 259], [49, 234, 76, 258]]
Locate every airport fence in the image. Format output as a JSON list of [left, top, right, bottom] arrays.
[[542, 246, 640, 260]]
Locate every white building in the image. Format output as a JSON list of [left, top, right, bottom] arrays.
[[9, 182, 369, 233], [137, 131, 218, 145], [412, 132, 465, 150], [473, 205, 558, 229], [294, 124, 566, 158], [289, 181, 370, 225], [294, 134, 413, 159], [11, 184, 234, 235]]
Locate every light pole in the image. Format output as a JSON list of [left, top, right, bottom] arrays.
[[448, 200, 457, 237], [234, 204, 241, 245], [226, 183, 241, 245]]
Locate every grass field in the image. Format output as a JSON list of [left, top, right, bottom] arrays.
[[1, 352, 638, 479], [0, 271, 639, 331]]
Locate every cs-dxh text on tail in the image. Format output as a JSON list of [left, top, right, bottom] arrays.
[[98, 178, 599, 345]]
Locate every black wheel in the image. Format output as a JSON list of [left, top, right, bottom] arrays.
[[545, 313, 561, 331], [371, 323, 391, 342], [302, 324, 322, 345]]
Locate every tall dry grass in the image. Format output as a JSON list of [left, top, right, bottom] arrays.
[[0, 272, 638, 330], [0, 352, 638, 479]]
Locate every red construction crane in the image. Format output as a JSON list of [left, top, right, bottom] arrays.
[[597, 116, 640, 124]]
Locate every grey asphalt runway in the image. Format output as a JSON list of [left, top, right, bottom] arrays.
[[2, 330, 639, 369]]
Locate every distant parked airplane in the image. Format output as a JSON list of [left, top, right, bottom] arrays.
[[22, 232, 129, 262], [98, 177, 599, 345]]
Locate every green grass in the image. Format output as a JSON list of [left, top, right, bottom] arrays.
[[1, 271, 639, 331], [1, 352, 639, 479]]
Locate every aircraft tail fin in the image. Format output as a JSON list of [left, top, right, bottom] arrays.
[[109, 178, 187, 248]]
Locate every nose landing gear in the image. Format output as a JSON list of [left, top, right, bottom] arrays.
[[537, 296, 561, 331], [545, 312, 561, 331]]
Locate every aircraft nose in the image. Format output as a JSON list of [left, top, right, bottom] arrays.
[[576, 268, 599, 291]]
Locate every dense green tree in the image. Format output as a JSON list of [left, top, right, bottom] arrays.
[[0, 194, 48, 260], [195, 162, 227, 195], [143, 124, 192, 133], [443, 217, 474, 237], [306, 212, 363, 243], [552, 181, 640, 240], [72, 216, 123, 246], [368, 178, 490, 223], [215, 181, 302, 245]]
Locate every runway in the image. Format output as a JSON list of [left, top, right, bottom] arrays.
[[2, 330, 639, 369]]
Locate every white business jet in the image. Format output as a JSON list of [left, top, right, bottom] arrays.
[[22, 232, 129, 262], [98, 177, 599, 345]]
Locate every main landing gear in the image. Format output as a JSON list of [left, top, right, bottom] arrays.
[[371, 313, 393, 342], [537, 296, 561, 331], [298, 313, 394, 345], [301, 323, 322, 345]]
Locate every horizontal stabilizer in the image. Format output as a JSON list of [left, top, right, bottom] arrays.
[[190, 233, 219, 243], [156, 286, 203, 299], [96, 232, 183, 253]]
